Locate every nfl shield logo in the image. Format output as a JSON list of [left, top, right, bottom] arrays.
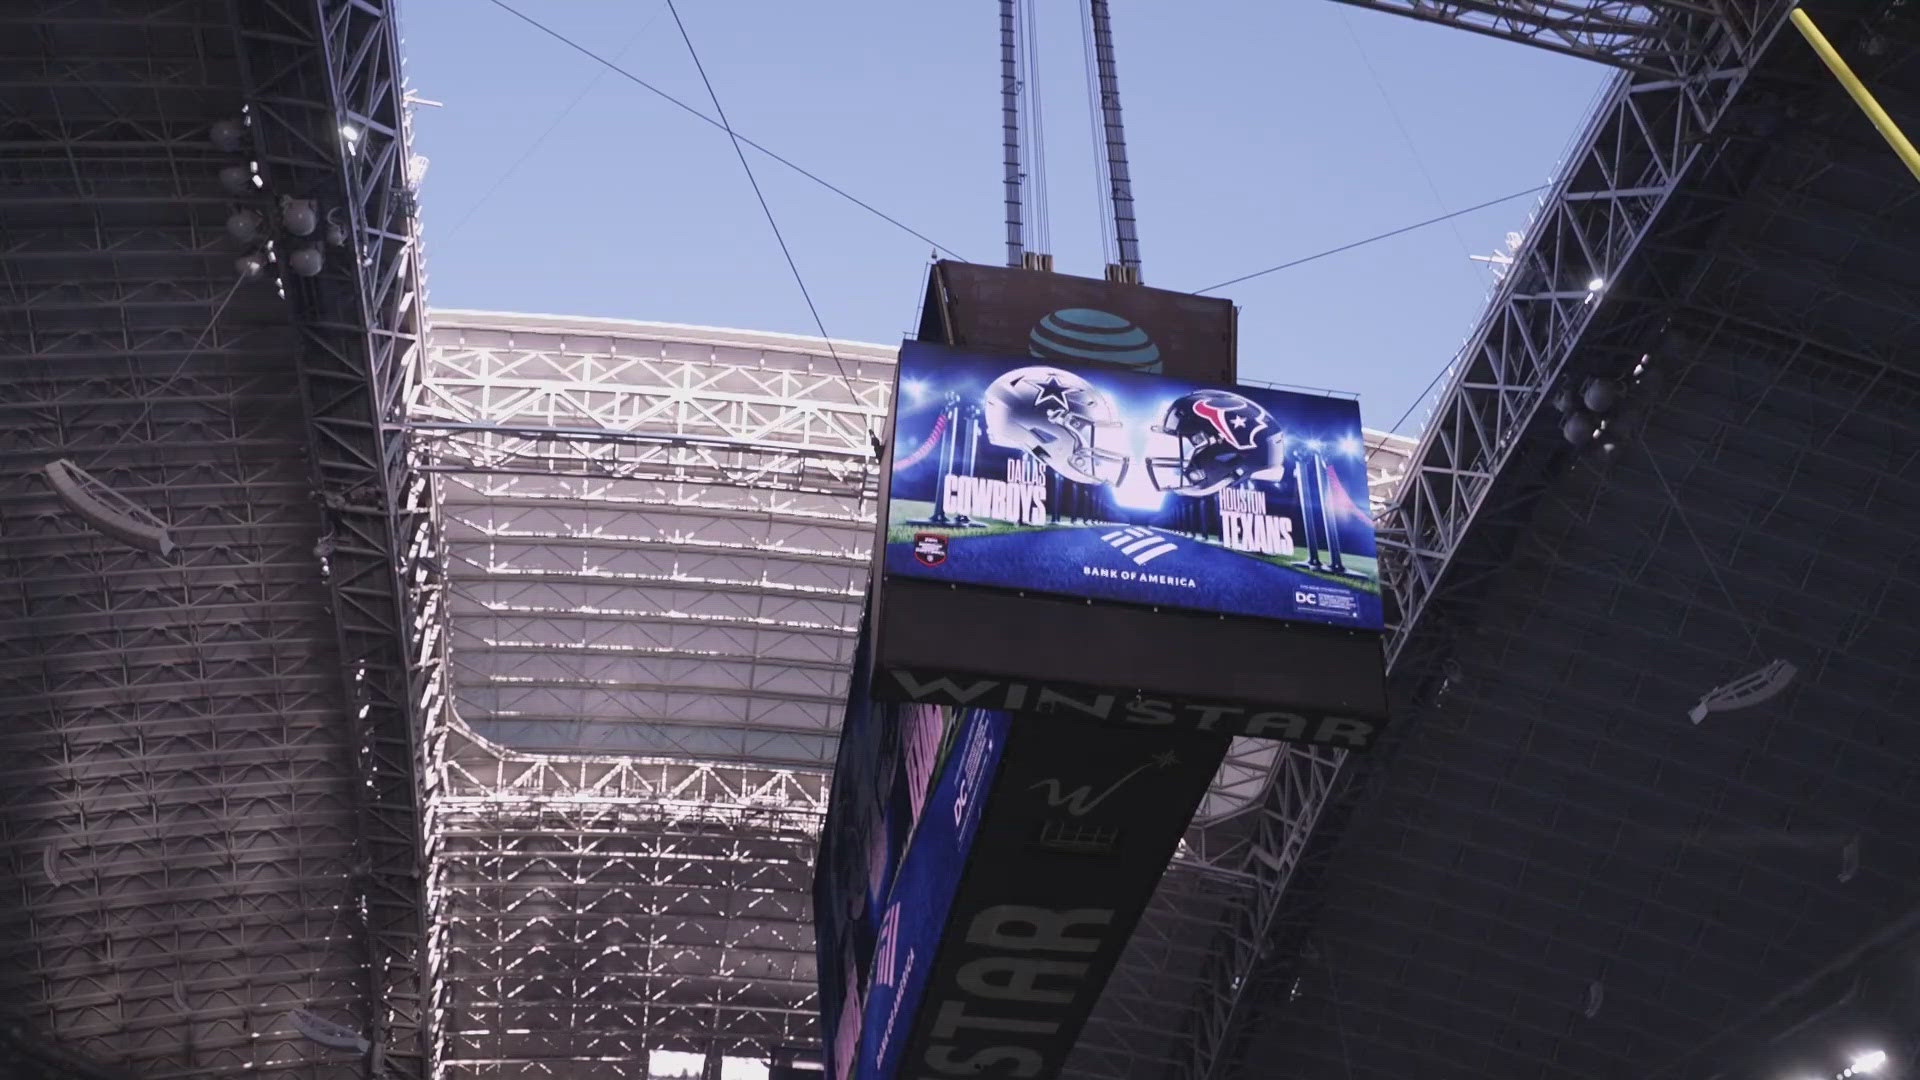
[[912, 533, 948, 567]]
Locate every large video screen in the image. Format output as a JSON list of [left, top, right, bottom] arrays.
[[883, 341, 1381, 630]]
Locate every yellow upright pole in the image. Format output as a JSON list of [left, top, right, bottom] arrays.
[[1790, 7, 1920, 184]]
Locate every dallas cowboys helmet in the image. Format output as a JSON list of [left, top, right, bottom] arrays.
[[983, 366, 1129, 486], [1146, 389, 1284, 496]]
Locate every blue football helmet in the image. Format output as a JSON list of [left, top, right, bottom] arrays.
[[1146, 390, 1284, 496]]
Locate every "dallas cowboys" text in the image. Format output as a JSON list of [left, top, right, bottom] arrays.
[[943, 459, 1048, 526]]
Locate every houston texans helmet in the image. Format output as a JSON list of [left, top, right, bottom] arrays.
[[1146, 389, 1284, 496], [983, 365, 1129, 486]]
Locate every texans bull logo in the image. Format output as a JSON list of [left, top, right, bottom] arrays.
[[1190, 394, 1272, 451]]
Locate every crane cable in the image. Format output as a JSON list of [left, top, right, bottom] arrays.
[[1020, 0, 1051, 256], [1080, 0, 1116, 267], [484, 0, 967, 262], [662, 0, 873, 447]]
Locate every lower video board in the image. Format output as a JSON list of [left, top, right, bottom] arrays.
[[884, 341, 1381, 630]]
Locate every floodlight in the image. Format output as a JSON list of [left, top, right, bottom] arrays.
[[218, 164, 253, 195], [1851, 1051, 1887, 1074], [209, 117, 247, 152], [1562, 411, 1595, 446], [288, 247, 325, 277], [1336, 435, 1361, 457], [282, 198, 318, 236], [1586, 277, 1606, 292], [225, 209, 264, 243]]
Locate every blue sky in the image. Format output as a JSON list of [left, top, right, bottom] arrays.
[[400, 0, 1608, 433]]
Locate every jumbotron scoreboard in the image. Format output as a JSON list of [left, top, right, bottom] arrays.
[[816, 262, 1390, 1080]]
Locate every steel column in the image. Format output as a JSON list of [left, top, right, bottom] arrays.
[[227, 0, 446, 1075]]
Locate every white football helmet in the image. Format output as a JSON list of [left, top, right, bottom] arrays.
[[982, 366, 1129, 486]]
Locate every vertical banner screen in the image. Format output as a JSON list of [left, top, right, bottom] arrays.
[[885, 341, 1382, 630]]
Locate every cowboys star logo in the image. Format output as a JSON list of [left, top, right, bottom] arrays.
[[1190, 393, 1272, 451], [1029, 374, 1074, 414]]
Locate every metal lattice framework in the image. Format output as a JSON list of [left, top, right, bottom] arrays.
[[228, 3, 443, 1075], [1332, 0, 1775, 78], [1231, 22, 1920, 1060], [1159, 5, 1804, 1079], [417, 316, 886, 1079], [414, 315, 1413, 1078], [0, 1, 437, 1078]]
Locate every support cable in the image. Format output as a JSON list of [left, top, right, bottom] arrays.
[[661, 0, 866, 438], [486, 0, 966, 262], [1088, 0, 1141, 276], [446, 5, 667, 240], [1001, 0, 1026, 267], [1337, 11, 1481, 271], [118, 274, 248, 450], [1080, 0, 1117, 267], [1194, 184, 1549, 293], [1641, 442, 1770, 661], [1022, 0, 1052, 256]]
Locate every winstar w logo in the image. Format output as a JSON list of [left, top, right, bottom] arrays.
[[1031, 750, 1178, 816], [1100, 526, 1177, 565]]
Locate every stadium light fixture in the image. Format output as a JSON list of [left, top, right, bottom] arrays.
[[1850, 1051, 1888, 1075], [1586, 276, 1606, 292], [339, 123, 363, 154]]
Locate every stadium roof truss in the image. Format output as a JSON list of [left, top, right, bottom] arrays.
[[1199, 4, 1920, 1080], [416, 317, 886, 1078], [0, 1, 438, 1078], [1117, 4, 1828, 1079], [1331, 0, 1781, 79], [15, 3, 1867, 1079]]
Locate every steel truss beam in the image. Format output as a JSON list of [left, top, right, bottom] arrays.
[[227, 1, 445, 1076], [429, 743, 825, 1076], [417, 318, 892, 1077], [0, 3, 404, 1075], [1379, 2, 1795, 674], [1169, 7, 1799, 1078], [418, 425, 874, 500], [1330, 1, 1772, 79]]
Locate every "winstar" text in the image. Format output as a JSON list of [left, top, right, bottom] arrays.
[[912, 905, 1113, 1079], [882, 669, 1377, 749]]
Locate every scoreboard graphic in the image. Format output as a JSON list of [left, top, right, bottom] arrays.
[[884, 341, 1382, 630]]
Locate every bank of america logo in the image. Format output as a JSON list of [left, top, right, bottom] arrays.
[[1101, 526, 1177, 565], [874, 902, 901, 987]]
